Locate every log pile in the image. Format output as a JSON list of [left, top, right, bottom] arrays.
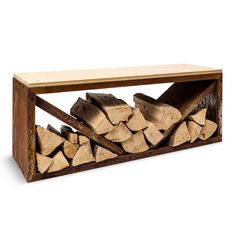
[[36, 92, 218, 174]]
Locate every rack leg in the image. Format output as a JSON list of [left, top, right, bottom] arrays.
[[12, 78, 36, 182]]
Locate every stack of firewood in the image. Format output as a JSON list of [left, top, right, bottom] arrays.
[[35, 92, 217, 174]]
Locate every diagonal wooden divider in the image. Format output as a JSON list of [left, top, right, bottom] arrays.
[[35, 96, 125, 155]]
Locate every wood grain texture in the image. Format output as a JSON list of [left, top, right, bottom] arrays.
[[35, 96, 124, 155], [13, 78, 36, 182], [29, 73, 221, 94], [31, 136, 221, 182], [14, 64, 221, 88]]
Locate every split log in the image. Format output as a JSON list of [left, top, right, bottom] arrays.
[[94, 145, 118, 162], [152, 80, 216, 141], [47, 124, 61, 136], [187, 121, 202, 143], [62, 140, 79, 159], [47, 151, 70, 173], [104, 122, 132, 142], [61, 125, 78, 144], [168, 121, 190, 147], [86, 93, 132, 124], [77, 134, 89, 145], [36, 153, 53, 174], [134, 93, 182, 131], [122, 130, 149, 153], [72, 141, 95, 166], [188, 108, 207, 126], [36, 126, 64, 156], [70, 98, 114, 134], [126, 108, 148, 131], [199, 119, 218, 140], [143, 122, 163, 146]]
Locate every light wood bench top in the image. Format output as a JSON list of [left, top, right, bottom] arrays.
[[14, 64, 221, 88]]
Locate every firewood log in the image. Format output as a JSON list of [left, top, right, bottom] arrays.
[[168, 121, 190, 147], [199, 119, 218, 140], [47, 124, 62, 136], [60, 125, 78, 144], [77, 134, 89, 145], [143, 121, 163, 146], [86, 93, 132, 124], [62, 140, 79, 159], [36, 126, 64, 156], [104, 122, 132, 142], [187, 121, 202, 143], [70, 98, 114, 134], [134, 93, 182, 131], [72, 141, 95, 166], [121, 130, 149, 153], [46, 124, 79, 159], [126, 108, 148, 131], [47, 151, 70, 173], [94, 145, 118, 162], [36, 153, 53, 174], [188, 108, 207, 126]]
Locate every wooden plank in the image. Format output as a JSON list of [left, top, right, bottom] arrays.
[[31, 136, 221, 182], [35, 96, 124, 155], [14, 64, 221, 89], [29, 73, 221, 94], [13, 79, 36, 182]]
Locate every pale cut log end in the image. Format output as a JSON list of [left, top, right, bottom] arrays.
[[199, 119, 218, 140], [94, 145, 118, 162], [144, 124, 163, 146], [72, 141, 95, 166], [62, 140, 79, 159], [78, 135, 89, 145], [126, 108, 148, 131], [188, 108, 207, 126], [36, 126, 65, 156], [187, 121, 202, 143], [104, 122, 132, 142], [36, 153, 53, 174], [168, 121, 191, 147], [95, 117, 114, 134], [122, 130, 149, 153], [47, 151, 70, 173]]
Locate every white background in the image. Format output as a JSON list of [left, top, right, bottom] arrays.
[[0, 1, 235, 235]]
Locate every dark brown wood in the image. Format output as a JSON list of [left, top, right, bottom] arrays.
[[35, 96, 124, 155], [30, 73, 221, 94], [216, 75, 222, 138], [13, 78, 36, 182], [31, 136, 221, 181]]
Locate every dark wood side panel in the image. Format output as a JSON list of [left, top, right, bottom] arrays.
[[32, 73, 221, 94], [31, 136, 221, 182], [13, 78, 36, 182], [216, 74, 222, 138]]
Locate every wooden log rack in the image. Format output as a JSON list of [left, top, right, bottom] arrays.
[[12, 64, 222, 182]]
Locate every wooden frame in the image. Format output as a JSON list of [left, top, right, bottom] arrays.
[[12, 64, 222, 182]]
